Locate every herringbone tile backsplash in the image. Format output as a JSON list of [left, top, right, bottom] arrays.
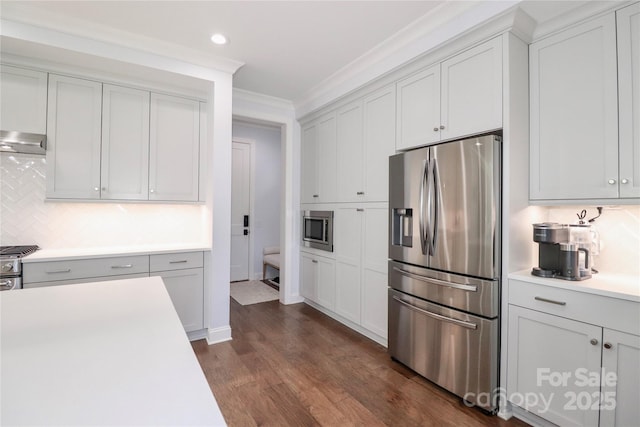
[[0, 153, 209, 249]]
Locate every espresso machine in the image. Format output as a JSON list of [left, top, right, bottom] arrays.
[[532, 223, 592, 281]]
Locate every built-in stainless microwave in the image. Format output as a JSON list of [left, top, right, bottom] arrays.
[[302, 210, 333, 252]]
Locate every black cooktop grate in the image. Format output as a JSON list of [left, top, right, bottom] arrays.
[[0, 245, 40, 257]]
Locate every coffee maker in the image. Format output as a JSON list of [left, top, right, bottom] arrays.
[[532, 223, 592, 281]]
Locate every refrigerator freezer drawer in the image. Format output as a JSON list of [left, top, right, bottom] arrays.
[[388, 289, 499, 412], [388, 260, 499, 318]]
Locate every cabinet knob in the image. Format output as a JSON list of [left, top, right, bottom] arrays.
[[608, 179, 616, 185], [356, 208, 364, 212], [311, 259, 318, 264], [150, 189, 155, 193], [433, 127, 439, 132], [313, 194, 319, 198], [356, 191, 365, 195], [94, 187, 99, 191], [590, 338, 599, 346], [621, 178, 629, 184], [439, 125, 445, 130], [604, 342, 613, 350], [101, 187, 106, 191]]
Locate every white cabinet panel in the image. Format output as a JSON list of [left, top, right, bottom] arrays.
[[300, 252, 317, 301], [199, 102, 207, 202], [316, 256, 336, 310], [530, 14, 619, 200], [440, 36, 502, 140], [396, 65, 440, 150], [149, 93, 200, 201], [508, 305, 602, 427], [301, 123, 318, 204], [316, 113, 337, 203], [46, 74, 102, 199], [101, 84, 150, 200], [152, 268, 203, 333], [617, 3, 640, 198], [335, 207, 362, 323], [600, 328, 640, 427], [363, 85, 396, 202], [0, 65, 47, 134], [336, 101, 364, 201], [361, 207, 388, 338]]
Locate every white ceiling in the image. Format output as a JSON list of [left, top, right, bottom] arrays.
[[0, 1, 600, 104]]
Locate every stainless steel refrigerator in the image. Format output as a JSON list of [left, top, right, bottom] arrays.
[[388, 134, 501, 412]]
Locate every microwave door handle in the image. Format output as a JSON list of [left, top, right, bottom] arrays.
[[419, 159, 429, 255]]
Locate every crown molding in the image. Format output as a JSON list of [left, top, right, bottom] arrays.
[[233, 88, 295, 117], [0, 3, 244, 76], [293, 1, 523, 117]]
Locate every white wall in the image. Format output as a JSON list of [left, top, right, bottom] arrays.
[[0, 153, 208, 249], [232, 121, 282, 279]]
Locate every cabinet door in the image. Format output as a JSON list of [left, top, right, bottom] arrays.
[[361, 207, 388, 338], [316, 256, 336, 311], [152, 268, 203, 332], [46, 74, 102, 199], [149, 93, 200, 201], [300, 122, 318, 203], [336, 101, 364, 201], [507, 305, 602, 427], [0, 65, 47, 134], [396, 64, 440, 150], [101, 84, 150, 200], [317, 113, 337, 203], [335, 208, 362, 323], [617, 3, 640, 198], [440, 36, 502, 141], [530, 14, 618, 200], [199, 102, 207, 202], [363, 85, 396, 202], [300, 252, 317, 301], [600, 329, 640, 427]]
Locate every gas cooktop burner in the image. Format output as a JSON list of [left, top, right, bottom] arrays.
[[0, 245, 40, 257]]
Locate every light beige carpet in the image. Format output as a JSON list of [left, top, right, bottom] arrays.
[[230, 280, 279, 305]]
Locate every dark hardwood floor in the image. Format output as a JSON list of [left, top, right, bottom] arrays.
[[192, 299, 529, 426]]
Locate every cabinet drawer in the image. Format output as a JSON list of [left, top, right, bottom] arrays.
[[23, 273, 149, 289], [509, 279, 640, 335], [23, 256, 149, 284], [150, 251, 203, 272]]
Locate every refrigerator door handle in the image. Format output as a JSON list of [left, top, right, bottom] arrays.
[[392, 266, 478, 292], [419, 159, 429, 255], [430, 158, 439, 253], [392, 296, 478, 330]]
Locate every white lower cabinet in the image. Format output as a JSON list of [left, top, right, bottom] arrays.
[[300, 251, 335, 309], [150, 268, 203, 333], [507, 279, 640, 426]]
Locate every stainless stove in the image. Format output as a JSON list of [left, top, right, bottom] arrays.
[[0, 245, 40, 291]]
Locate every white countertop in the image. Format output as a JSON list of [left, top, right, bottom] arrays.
[[509, 269, 640, 303], [0, 277, 226, 426], [22, 243, 212, 263]]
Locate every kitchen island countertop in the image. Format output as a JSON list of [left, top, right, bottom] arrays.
[[21, 243, 212, 263], [0, 276, 226, 426]]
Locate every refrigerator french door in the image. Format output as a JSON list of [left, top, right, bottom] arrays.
[[388, 134, 501, 412]]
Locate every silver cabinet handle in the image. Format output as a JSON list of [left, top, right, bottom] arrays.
[[590, 338, 599, 346], [433, 127, 439, 132], [150, 189, 155, 193], [356, 191, 365, 195], [356, 208, 364, 212], [111, 264, 133, 269], [169, 260, 188, 264], [311, 259, 318, 264], [393, 266, 477, 292], [621, 178, 629, 184], [393, 296, 477, 330], [608, 179, 616, 185], [604, 342, 613, 350], [46, 269, 71, 274], [93, 187, 99, 191], [312, 194, 319, 198], [534, 296, 566, 306]]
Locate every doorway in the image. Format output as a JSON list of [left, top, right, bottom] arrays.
[[230, 121, 282, 288]]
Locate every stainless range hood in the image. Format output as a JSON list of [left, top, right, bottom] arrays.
[[0, 131, 47, 155]]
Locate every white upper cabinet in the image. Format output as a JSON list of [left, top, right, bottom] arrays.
[[617, 3, 640, 198], [440, 36, 502, 141], [396, 36, 502, 151], [101, 84, 150, 200], [149, 93, 200, 201], [301, 112, 337, 203], [0, 65, 48, 134], [46, 74, 102, 199], [530, 14, 620, 200], [336, 100, 364, 201]]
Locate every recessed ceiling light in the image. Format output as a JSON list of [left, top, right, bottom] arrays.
[[210, 33, 228, 45]]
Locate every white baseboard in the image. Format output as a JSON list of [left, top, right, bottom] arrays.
[[206, 325, 232, 345], [512, 405, 557, 427], [282, 294, 305, 305], [187, 329, 208, 342]]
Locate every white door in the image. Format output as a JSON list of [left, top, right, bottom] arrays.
[[230, 141, 251, 282]]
